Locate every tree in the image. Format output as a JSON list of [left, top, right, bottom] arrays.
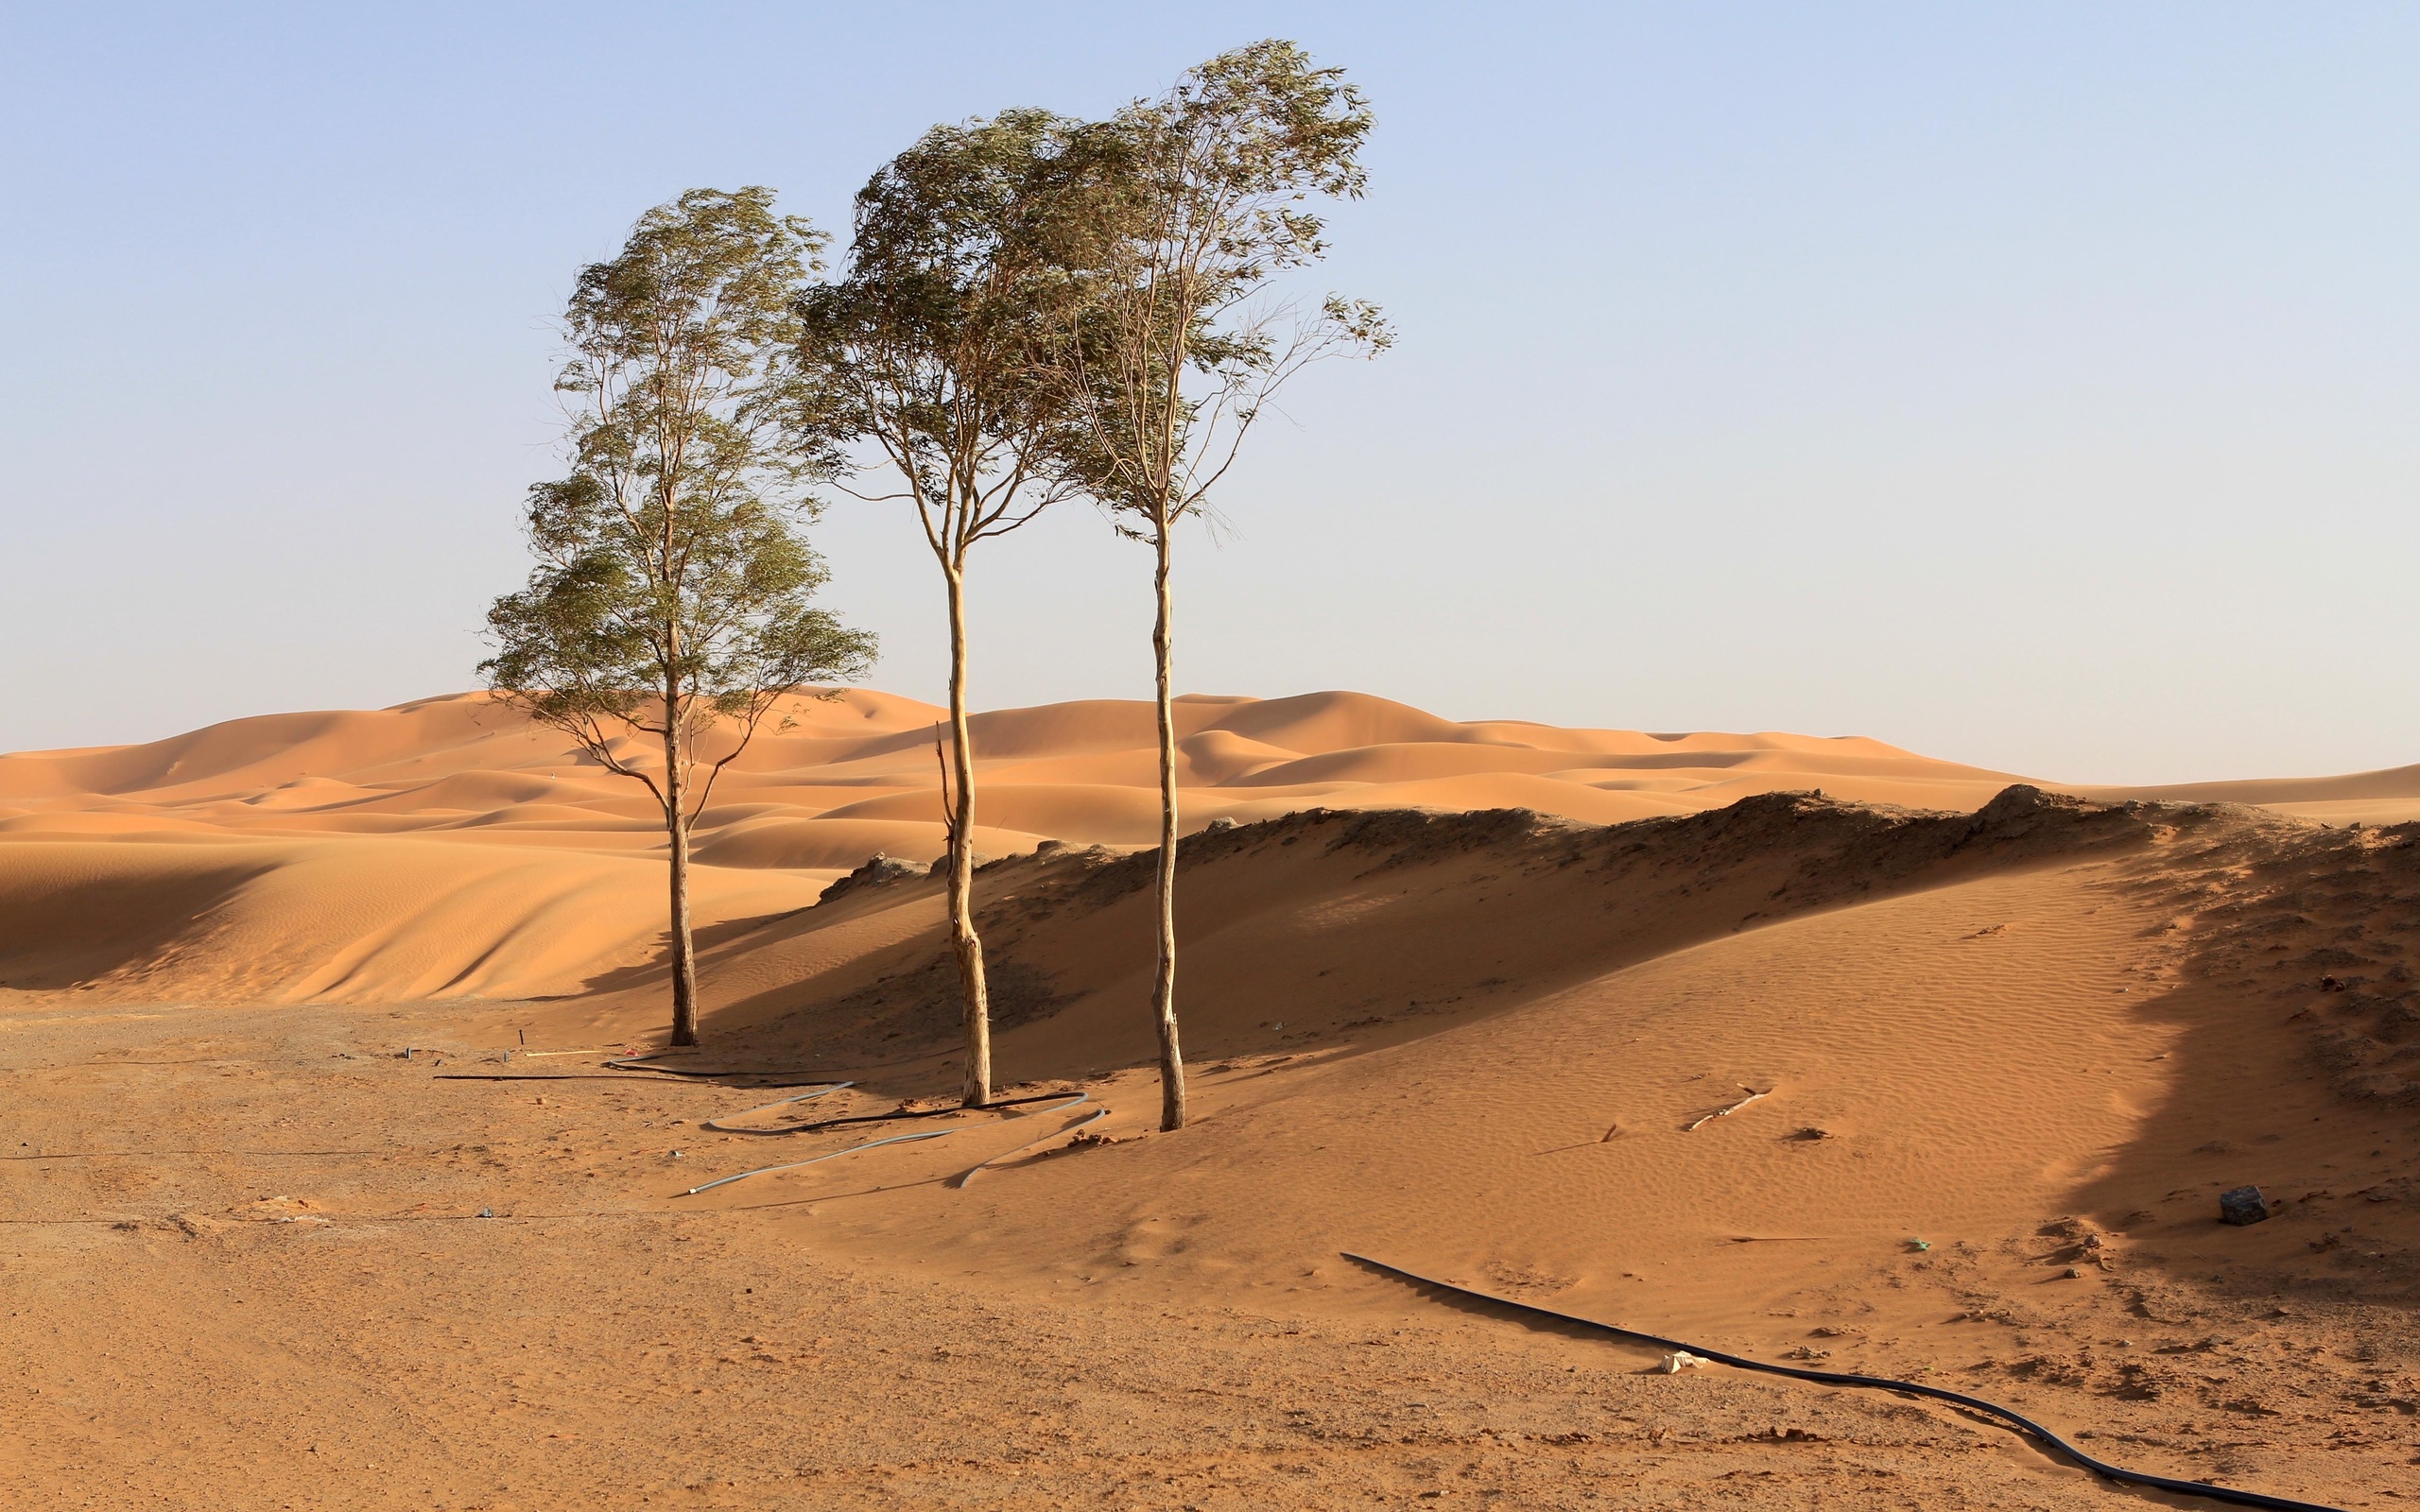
[[1045, 43, 1391, 1129], [484, 187, 877, 1048], [795, 112, 1093, 1109]]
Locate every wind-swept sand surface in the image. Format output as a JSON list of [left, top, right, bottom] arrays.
[[0, 689, 2048, 1005], [4, 694, 2416, 1508]]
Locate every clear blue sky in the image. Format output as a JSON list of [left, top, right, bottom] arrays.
[[4, 3, 2415, 782]]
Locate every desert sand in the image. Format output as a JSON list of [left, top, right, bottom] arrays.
[[4, 691, 2417, 1509]]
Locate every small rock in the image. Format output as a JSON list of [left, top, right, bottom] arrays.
[[820, 853, 920, 904], [1203, 816, 1237, 833], [2219, 1186, 2272, 1226]]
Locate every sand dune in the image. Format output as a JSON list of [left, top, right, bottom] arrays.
[[7, 772, 2416, 1507], [6, 692, 2420, 1506], [0, 836, 824, 1004], [6, 686, 2418, 1012], [2086, 765, 2420, 826], [0, 687, 2031, 1003]]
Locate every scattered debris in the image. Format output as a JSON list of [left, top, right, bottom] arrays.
[[1684, 1086, 1771, 1133], [1907, 1238, 1931, 1253]]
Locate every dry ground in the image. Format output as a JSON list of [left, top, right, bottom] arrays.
[[8, 788, 2420, 1509]]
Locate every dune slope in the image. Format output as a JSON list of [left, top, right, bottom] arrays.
[[9, 687, 2417, 1007], [6, 784, 2417, 1508], [0, 688, 2030, 1004]]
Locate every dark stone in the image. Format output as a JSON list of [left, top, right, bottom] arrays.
[[2219, 1185, 2272, 1226], [818, 852, 921, 905]]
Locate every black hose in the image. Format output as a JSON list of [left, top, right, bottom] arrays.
[[707, 1089, 1089, 1136], [1344, 1252, 2352, 1512], [677, 1091, 1096, 1196]]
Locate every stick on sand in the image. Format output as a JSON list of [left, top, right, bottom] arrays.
[[1685, 1085, 1771, 1132]]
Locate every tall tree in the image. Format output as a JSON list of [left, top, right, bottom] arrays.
[[1046, 43, 1391, 1130], [795, 112, 1091, 1108], [484, 187, 876, 1048]]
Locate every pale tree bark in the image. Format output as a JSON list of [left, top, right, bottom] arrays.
[[1031, 44, 1380, 1130], [663, 694, 701, 1048], [485, 187, 876, 1056], [1149, 509, 1185, 1131], [942, 562, 992, 1106]]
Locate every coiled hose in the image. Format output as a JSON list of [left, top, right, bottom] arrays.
[[1345, 1252, 2352, 1512]]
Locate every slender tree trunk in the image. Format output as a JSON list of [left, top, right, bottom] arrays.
[[663, 699, 700, 1048], [943, 562, 993, 1108], [1150, 512, 1185, 1131]]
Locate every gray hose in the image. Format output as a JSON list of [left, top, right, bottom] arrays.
[[1345, 1252, 2353, 1512], [700, 1083, 853, 1133]]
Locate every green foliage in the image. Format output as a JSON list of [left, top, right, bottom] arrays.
[[1042, 40, 1393, 528], [483, 187, 875, 810], [796, 112, 1094, 555]]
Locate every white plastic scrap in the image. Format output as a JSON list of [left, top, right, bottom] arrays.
[[1658, 1350, 1709, 1374]]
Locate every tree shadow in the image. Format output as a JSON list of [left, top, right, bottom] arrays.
[[684, 789, 2176, 1105], [2068, 819, 2420, 1312]]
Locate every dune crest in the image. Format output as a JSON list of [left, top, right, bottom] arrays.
[[4, 688, 2415, 1005], [0, 687, 2010, 1002]]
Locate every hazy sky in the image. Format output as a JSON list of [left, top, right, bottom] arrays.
[[5, 3, 2415, 782]]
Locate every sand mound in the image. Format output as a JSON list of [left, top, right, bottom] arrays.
[[6, 687, 2416, 1013], [0, 837, 824, 1003], [0, 688, 2031, 1005], [8, 694, 2418, 1506]]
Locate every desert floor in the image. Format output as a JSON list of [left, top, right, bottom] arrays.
[[4, 692, 2417, 1509]]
